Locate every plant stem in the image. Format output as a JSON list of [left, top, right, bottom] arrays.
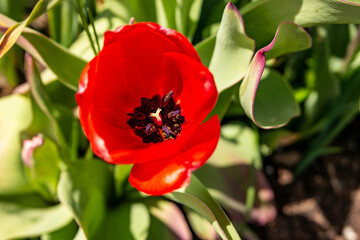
[[73, 0, 98, 55]]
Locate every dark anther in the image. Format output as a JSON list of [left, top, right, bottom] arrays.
[[127, 90, 185, 143]]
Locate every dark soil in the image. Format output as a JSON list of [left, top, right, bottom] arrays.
[[252, 117, 360, 240]]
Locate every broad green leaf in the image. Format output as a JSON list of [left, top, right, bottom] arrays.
[[92, 202, 150, 240], [0, 200, 73, 239], [264, 22, 312, 59], [206, 83, 239, 121], [147, 216, 179, 239], [195, 123, 276, 226], [114, 164, 132, 197], [0, 14, 87, 90], [184, 207, 217, 239], [240, 22, 307, 128], [194, 34, 216, 67], [241, 0, 360, 47], [209, 2, 255, 93], [247, 69, 300, 128], [148, 199, 192, 239], [23, 135, 62, 202], [0, 0, 62, 58], [57, 160, 113, 239], [41, 220, 78, 240], [167, 175, 241, 240], [0, 95, 33, 195]]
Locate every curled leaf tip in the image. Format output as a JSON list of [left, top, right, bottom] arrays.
[[21, 134, 44, 167], [226, 1, 236, 9]]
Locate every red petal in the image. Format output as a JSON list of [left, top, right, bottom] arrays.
[[128, 116, 220, 195], [163, 52, 218, 127], [183, 115, 221, 169], [76, 57, 98, 138], [106, 22, 201, 63], [129, 155, 190, 195], [92, 28, 185, 113]]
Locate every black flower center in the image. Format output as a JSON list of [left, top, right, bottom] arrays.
[[127, 91, 185, 143]]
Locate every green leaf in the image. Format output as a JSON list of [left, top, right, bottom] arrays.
[[0, 0, 62, 58], [114, 164, 132, 197], [0, 14, 87, 91], [240, 22, 306, 128], [184, 207, 217, 239], [0, 200, 73, 239], [209, 2, 255, 93], [195, 123, 276, 225], [0, 95, 33, 195], [57, 160, 113, 239], [303, 27, 339, 127], [148, 199, 192, 239], [41, 220, 78, 240], [93, 201, 151, 240], [206, 83, 239, 121], [25, 54, 69, 153], [167, 175, 241, 240], [241, 0, 360, 47], [194, 34, 216, 67], [176, 0, 203, 39], [155, 0, 177, 29], [68, 10, 126, 61], [244, 69, 300, 128], [23, 135, 62, 202], [264, 22, 312, 59]]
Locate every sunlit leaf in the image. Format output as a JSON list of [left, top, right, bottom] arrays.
[[41, 220, 78, 240], [0, 14, 87, 90], [148, 199, 192, 239], [0, 0, 62, 58], [167, 175, 241, 240], [57, 160, 112, 239], [92, 201, 150, 240], [0, 95, 33, 195], [209, 2, 255, 93], [0, 200, 73, 239], [194, 34, 216, 67], [23, 135, 62, 202], [240, 22, 308, 128], [242, 0, 360, 47]]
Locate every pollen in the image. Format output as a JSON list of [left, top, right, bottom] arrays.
[[127, 90, 185, 143]]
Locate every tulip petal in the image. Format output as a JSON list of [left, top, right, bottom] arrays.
[[128, 116, 220, 195], [129, 156, 190, 195], [183, 115, 221, 169], [163, 52, 218, 126]]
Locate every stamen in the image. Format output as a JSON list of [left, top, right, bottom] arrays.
[[127, 91, 185, 144]]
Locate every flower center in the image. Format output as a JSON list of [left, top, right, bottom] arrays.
[[127, 90, 185, 143]]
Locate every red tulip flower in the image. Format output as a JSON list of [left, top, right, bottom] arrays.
[[76, 22, 220, 195]]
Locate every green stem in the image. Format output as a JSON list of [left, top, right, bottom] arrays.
[[87, 7, 100, 53], [73, 0, 97, 55]]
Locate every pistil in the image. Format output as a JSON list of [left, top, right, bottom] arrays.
[[149, 108, 163, 126]]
